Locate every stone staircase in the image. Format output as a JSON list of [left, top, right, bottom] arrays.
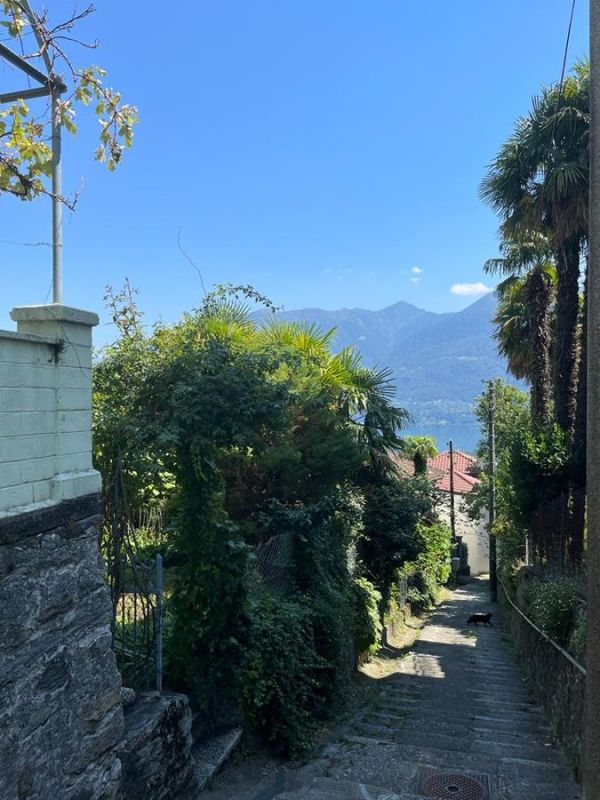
[[274, 581, 582, 800], [179, 714, 243, 798]]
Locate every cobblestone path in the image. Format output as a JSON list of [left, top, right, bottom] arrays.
[[203, 579, 581, 800]]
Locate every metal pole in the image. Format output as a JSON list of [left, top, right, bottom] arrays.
[[155, 553, 163, 694], [584, 2, 600, 795], [449, 440, 456, 543], [19, 0, 64, 304], [488, 380, 497, 602], [51, 91, 63, 304]]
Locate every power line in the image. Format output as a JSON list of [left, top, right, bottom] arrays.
[[543, 0, 579, 203], [550, 0, 578, 133], [558, 0, 578, 92]]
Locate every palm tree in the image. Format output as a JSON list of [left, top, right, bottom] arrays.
[[399, 435, 438, 474], [485, 237, 556, 427], [481, 61, 589, 434], [257, 319, 408, 470]]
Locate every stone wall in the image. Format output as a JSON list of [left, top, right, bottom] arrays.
[[0, 304, 101, 515], [0, 495, 124, 800], [121, 694, 193, 800], [499, 584, 585, 778]]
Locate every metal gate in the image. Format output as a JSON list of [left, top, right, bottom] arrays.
[[113, 553, 163, 693]]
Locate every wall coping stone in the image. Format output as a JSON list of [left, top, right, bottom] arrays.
[[0, 328, 59, 346], [10, 303, 99, 327], [0, 492, 100, 545]]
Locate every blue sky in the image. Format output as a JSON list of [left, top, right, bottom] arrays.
[[1, 1, 590, 344]]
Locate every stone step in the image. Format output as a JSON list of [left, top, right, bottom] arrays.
[[183, 726, 243, 795], [380, 691, 541, 715], [386, 672, 525, 687], [333, 739, 573, 783], [457, 668, 524, 683], [369, 706, 549, 737], [363, 712, 550, 744], [302, 777, 421, 800], [498, 756, 575, 783], [471, 713, 549, 735], [314, 766, 581, 800], [472, 724, 555, 747], [495, 776, 583, 800], [362, 712, 476, 738], [463, 686, 531, 701], [344, 721, 559, 765], [285, 790, 421, 800], [392, 730, 560, 763]]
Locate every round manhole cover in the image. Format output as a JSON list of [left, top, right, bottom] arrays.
[[420, 772, 486, 800]]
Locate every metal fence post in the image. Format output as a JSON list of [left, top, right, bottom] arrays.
[[155, 553, 163, 694]]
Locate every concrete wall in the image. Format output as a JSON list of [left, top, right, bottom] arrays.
[[438, 492, 490, 576], [0, 305, 101, 515]]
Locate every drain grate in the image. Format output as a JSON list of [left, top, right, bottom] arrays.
[[415, 768, 491, 800]]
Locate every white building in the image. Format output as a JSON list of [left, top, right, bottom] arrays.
[[428, 450, 490, 577]]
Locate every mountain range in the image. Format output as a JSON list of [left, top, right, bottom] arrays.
[[258, 294, 517, 453]]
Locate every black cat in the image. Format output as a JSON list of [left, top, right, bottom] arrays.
[[467, 612, 493, 626]]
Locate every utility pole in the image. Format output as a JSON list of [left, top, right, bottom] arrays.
[[0, 1, 65, 304], [51, 87, 63, 304], [488, 380, 497, 603], [584, 1, 600, 795], [448, 439, 456, 543]]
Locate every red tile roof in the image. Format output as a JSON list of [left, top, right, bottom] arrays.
[[386, 451, 416, 476], [427, 450, 480, 495]]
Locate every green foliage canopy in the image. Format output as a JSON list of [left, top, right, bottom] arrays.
[[93, 285, 445, 755]]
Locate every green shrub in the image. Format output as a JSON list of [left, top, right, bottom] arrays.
[[523, 578, 577, 646], [404, 522, 452, 611], [352, 577, 383, 656], [241, 597, 326, 758]]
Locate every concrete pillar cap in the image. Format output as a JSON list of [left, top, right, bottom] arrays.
[[10, 304, 99, 327]]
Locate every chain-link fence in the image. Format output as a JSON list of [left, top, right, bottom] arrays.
[[530, 487, 585, 568], [246, 533, 295, 601]]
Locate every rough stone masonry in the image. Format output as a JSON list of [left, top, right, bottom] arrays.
[[0, 495, 124, 800]]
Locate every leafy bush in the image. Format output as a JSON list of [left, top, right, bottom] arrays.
[[353, 577, 383, 656], [359, 473, 437, 612], [241, 597, 326, 758], [404, 522, 452, 611], [509, 423, 571, 523], [522, 578, 577, 646]]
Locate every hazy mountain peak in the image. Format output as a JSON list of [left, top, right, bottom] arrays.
[[262, 295, 512, 452]]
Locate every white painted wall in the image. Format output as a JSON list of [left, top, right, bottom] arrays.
[[0, 305, 101, 516], [437, 492, 490, 576]]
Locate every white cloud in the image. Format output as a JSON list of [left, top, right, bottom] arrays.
[[410, 277, 420, 284], [450, 282, 493, 296], [411, 266, 424, 275]]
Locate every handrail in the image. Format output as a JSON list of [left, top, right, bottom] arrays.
[[498, 573, 586, 677]]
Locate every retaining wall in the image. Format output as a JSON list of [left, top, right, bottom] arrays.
[[0, 495, 124, 800], [0, 304, 123, 800], [499, 581, 585, 778]]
